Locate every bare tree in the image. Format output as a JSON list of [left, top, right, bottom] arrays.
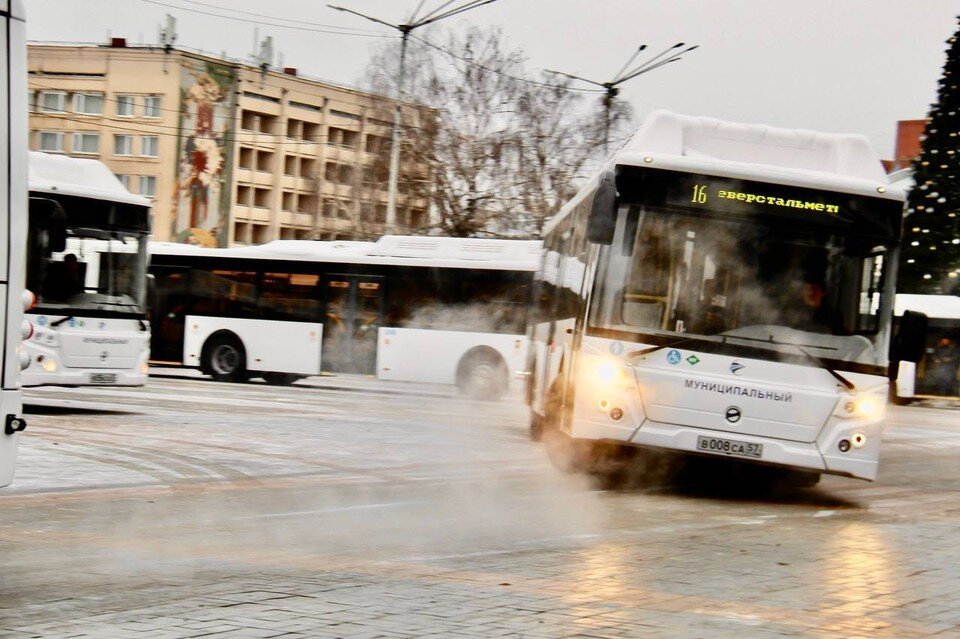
[[364, 26, 630, 238]]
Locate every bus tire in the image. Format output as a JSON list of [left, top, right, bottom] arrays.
[[262, 372, 301, 386], [529, 411, 545, 441], [456, 348, 508, 400], [202, 333, 248, 383]]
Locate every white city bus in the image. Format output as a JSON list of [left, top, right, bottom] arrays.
[[22, 152, 152, 387], [528, 110, 926, 485], [894, 294, 960, 403], [1, 0, 29, 487], [149, 236, 540, 398]]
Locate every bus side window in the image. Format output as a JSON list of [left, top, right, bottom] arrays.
[[260, 272, 321, 322]]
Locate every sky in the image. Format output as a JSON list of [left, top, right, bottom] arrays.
[[25, 0, 959, 158]]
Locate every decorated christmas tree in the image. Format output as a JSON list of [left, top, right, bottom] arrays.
[[901, 17, 960, 295]]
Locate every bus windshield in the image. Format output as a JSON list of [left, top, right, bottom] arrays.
[[589, 204, 895, 366], [28, 228, 148, 315]]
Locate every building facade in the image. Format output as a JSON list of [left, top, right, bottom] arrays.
[[28, 42, 433, 246], [883, 119, 928, 173]]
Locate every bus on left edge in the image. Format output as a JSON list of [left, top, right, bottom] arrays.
[[22, 151, 151, 387], [1, 0, 30, 487]]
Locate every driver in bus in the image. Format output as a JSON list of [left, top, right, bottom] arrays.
[[42, 253, 84, 302], [784, 255, 832, 333]]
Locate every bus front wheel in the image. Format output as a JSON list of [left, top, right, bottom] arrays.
[[203, 334, 248, 383]]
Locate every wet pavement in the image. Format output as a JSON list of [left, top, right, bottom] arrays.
[[2, 374, 960, 638]]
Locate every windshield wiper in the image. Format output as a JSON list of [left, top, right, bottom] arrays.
[[723, 334, 855, 390], [51, 315, 74, 327]]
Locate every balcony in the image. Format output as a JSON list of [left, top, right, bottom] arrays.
[[233, 205, 271, 224]]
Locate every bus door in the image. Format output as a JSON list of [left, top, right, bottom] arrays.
[[322, 275, 384, 375], [541, 228, 575, 417]]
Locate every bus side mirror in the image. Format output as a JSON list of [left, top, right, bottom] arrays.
[[893, 310, 928, 364], [586, 172, 617, 245]]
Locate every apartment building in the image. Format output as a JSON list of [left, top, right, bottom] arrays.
[[28, 41, 433, 246]]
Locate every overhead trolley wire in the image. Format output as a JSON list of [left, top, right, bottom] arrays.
[[154, 0, 384, 35], [138, 0, 392, 38]]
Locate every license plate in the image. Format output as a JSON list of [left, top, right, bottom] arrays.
[[696, 435, 763, 459], [90, 373, 118, 384]]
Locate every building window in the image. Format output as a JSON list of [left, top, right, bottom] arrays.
[[73, 92, 104, 115], [144, 95, 161, 118], [141, 136, 159, 157], [38, 91, 67, 113], [115, 174, 132, 190], [365, 134, 388, 154], [38, 131, 64, 153], [410, 208, 427, 229], [116, 95, 136, 117], [324, 162, 353, 185], [114, 134, 133, 156], [139, 175, 157, 197], [328, 127, 358, 149], [72, 132, 100, 155]]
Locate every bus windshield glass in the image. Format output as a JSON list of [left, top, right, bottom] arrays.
[[589, 203, 896, 367], [28, 227, 148, 314]]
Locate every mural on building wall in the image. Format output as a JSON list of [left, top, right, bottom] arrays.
[[173, 61, 237, 247]]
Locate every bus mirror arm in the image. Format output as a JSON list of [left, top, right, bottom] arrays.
[[586, 171, 617, 245]]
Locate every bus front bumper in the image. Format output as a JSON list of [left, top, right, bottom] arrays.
[[571, 412, 883, 481], [21, 368, 148, 387]]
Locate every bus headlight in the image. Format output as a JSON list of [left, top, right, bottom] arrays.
[[596, 361, 620, 383], [841, 396, 884, 419], [594, 359, 629, 386], [43, 360, 58, 373]]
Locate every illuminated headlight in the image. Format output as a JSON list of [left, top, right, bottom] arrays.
[[141, 362, 150, 375], [594, 359, 629, 386], [43, 360, 58, 373], [596, 361, 620, 383], [842, 396, 884, 419]]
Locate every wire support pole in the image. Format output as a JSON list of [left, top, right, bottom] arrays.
[[385, 28, 410, 235], [329, 1, 499, 235]]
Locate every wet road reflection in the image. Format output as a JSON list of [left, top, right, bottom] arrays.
[[2, 377, 958, 637]]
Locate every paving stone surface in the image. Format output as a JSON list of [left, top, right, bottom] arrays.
[[0, 375, 958, 637]]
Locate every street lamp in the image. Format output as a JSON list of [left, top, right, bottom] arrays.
[[328, 0, 499, 234], [547, 42, 698, 154]]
